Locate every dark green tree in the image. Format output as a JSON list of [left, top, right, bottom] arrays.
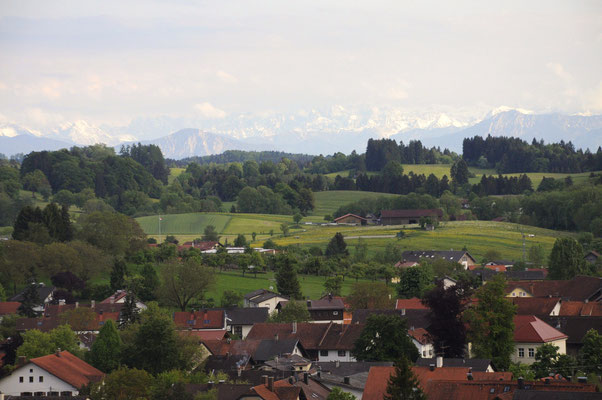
[[396, 267, 433, 299], [325, 232, 349, 257], [202, 225, 220, 242], [548, 238, 585, 280], [87, 319, 122, 372], [324, 276, 343, 296], [234, 234, 247, 247], [275, 255, 302, 300], [158, 260, 215, 311], [268, 301, 311, 323], [110, 259, 128, 291], [18, 278, 41, 318], [385, 356, 427, 400], [531, 343, 560, 379], [450, 158, 469, 186], [352, 314, 419, 362], [464, 275, 516, 370], [579, 329, 602, 375], [138, 263, 159, 302], [120, 292, 140, 328], [220, 290, 243, 307], [327, 387, 356, 400]]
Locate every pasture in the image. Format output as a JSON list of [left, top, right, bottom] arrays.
[[311, 190, 398, 217]]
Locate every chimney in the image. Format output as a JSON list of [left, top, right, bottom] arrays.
[[578, 376, 588, 384], [75, 301, 79, 308], [344, 376, 350, 385], [292, 321, 297, 334], [55, 348, 61, 357], [317, 371, 321, 379], [91, 300, 95, 309], [467, 372, 473, 381], [429, 364, 435, 372], [208, 381, 214, 389], [58, 299, 66, 306], [268, 377, 274, 392], [401, 308, 406, 316], [303, 373, 308, 385], [307, 300, 312, 308], [110, 296, 114, 304], [436, 356, 443, 368], [262, 375, 268, 387], [517, 377, 524, 390]]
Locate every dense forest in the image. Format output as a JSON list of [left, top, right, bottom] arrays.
[[173, 150, 315, 167], [463, 135, 602, 173]]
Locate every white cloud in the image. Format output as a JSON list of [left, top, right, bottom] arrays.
[[194, 102, 227, 119], [216, 70, 238, 84]]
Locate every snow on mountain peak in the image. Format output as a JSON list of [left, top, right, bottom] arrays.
[[489, 106, 534, 117]]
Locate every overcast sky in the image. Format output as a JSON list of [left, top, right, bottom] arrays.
[[0, 0, 601, 129]]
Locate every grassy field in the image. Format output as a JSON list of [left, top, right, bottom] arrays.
[[168, 167, 186, 184], [271, 220, 571, 262], [311, 190, 398, 217], [137, 213, 232, 236]]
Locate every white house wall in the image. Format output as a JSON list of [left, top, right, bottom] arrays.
[[0, 362, 78, 396]]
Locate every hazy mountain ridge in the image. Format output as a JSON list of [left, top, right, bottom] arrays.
[[2, 109, 601, 158]]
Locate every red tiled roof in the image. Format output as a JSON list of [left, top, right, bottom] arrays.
[[363, 366, 512, 400], [514, 315, 568, 343], [559, 301, 602, 317], [381, 209, 443, 218], [100, 290, 128, 304], [180, 330, 227, 341], [512, 297, 561, 316], [251, 379, 300, 400], [0, 302, 20, 315], [395, 298, 429, 310], [469, 264, 507, 272], [30, 350, 104, 389], [201, 339, 262, 357], [394, 261, 419, 269], [408, 328, 431, 345], [173, 310, 225, 330], [505, 276, 602, 301]]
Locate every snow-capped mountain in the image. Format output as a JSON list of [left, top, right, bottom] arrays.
[[2, 107, 601, 158]]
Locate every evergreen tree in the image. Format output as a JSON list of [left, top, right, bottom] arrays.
[[88, 319, 122, 372], [450, 159, 469, 186], [0, 283, 6, 302], [268, 301, 311, 323], [464, 274, 516, 370], [110, 259, 128, 291], [120, 292, 140, 328], [548, 238, 585, 279], [18, 278, 41, 318], [275, 255, 302, 300], [579, 329, 602, 375], [385, 356, 427, 400], [325, 232, 349, 257]]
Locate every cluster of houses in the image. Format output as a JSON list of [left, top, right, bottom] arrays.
[[333, 209, 445, 226], [0, 271, 600, 399]]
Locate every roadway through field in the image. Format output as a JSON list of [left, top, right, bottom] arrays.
[[344, 235, 396, 239]]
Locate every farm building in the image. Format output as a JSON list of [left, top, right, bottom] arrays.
[[334, 214, 367, 225], [380, 209, 443, 225], [400, 250, 478, 269]]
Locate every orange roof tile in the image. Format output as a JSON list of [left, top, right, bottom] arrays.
[[30, 350, 104, 389], [559, 301, 602, 317], [0, 302, 20, 315], [395, 298, 429, 310], [514, 315, 568, 343], [173, 310, 225, 330]]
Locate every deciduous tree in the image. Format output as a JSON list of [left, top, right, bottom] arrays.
[[88, 319, 122, 372], [159, 260, 215, 311], [352, 315, 418, 362], [275, 255, 302, 300], [548, 238, 585, 280], [348, 282, 393, 310], [268, 301, 310, 323]]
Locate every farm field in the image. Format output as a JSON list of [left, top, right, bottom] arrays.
[[311, 190, 398, 217], [271, 220, 571, 262]]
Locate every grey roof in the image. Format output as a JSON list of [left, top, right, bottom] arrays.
[[351, 309, 431, 331], [225, 307, 269, 325], [205, 354, 250, 373], [511, 390, 602, 400], [469, 268, 498, 281], [307, 298, 345, 310], [253, 339, 301, 362], [505, 270, 546, 281], [10, 285, 55, 303], [264, 354, 312, 371], [543, 316, 602, 344], [184, 383, 254, 400], [401, 250, 475, 263], [245, 289, 288, 304], [415, 358, 492, 372]]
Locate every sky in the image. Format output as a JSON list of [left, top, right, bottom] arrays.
[[0, 0, 601, 132]]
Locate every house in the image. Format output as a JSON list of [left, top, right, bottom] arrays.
[[408, 327, 434, 358], [395, 298, 428, 311], [179, 240, 221, 252], [543, 316, 602, 356], [16, 310, 120, 334], [306, 296, 345, 323], [558, 301, 602, 317], [333, 214, 366, 225], [365, 213, 379, 225], [441, 276, 458, 289], [246, 322, 364, 362], [244, 289, 289, 314], [291, 373, 331, 400], [486, 260, 516, 268], [380, 209, 443, 225], [253, 338, 306, 363], [314, 361, 393, 399], [243, 376, 301, 400], [9, 284, 55, 314], [224, 307, 270, 338], [262, 353, 312, 372], [505, 269, 548, 281], [400, 250, 477, 269], [101, 290, 147, 311], [512, 297, 562, 317], [584, 250, 600, 264], [469, 264, 508, 272], [505, 276, 602, 301], [0, 350, 104, 396], [173, 310, 227, 331], [511, 315, 568, 365], [362, 365, 512, 400], [185, 382, 256, 400], [415, 357, 495, 372], [351, 309, 431, 332]]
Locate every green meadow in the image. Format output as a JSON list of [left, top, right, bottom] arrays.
[[311, 190, 398, 217]]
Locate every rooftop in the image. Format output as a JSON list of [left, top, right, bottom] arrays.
[[514, 315, 568, 343], [29, 350, 104, 389]]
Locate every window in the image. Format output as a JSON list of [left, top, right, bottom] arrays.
[[29, 376, 34, 382], [520, 292, 526, 297], [48, 392, 59, 396], [30, 368, 33, 373], [19, 376, 23, 383], [186, 320, 195, 325], [34, 392, 46, 396], [518, 348, 524, 358], [528, 348, 534, 357], [422, 351, 426, 357], [39, 376, 44, 382], [320, 350, 328, 357], [333, 311, 339, 315], [338, 350, 346, 357], [512, 293, 516, 297], [234, 326, 243, 337]]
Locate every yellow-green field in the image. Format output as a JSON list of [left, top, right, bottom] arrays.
[[168, 167, 186, 184], [311, 190, 398, 217]]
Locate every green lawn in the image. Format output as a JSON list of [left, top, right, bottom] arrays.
[[206, 270, 366, 301], [311, 190, 399, 217], [136, 213, 232, 236]]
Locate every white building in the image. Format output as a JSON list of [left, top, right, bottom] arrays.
[[244, 289, 289, 314], [0, 350, 104, 396]]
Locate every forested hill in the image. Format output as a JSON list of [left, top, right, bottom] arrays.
[[172, 150, 315, 167]]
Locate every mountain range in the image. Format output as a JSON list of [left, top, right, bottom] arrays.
[[1, 109, 601, 159]]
